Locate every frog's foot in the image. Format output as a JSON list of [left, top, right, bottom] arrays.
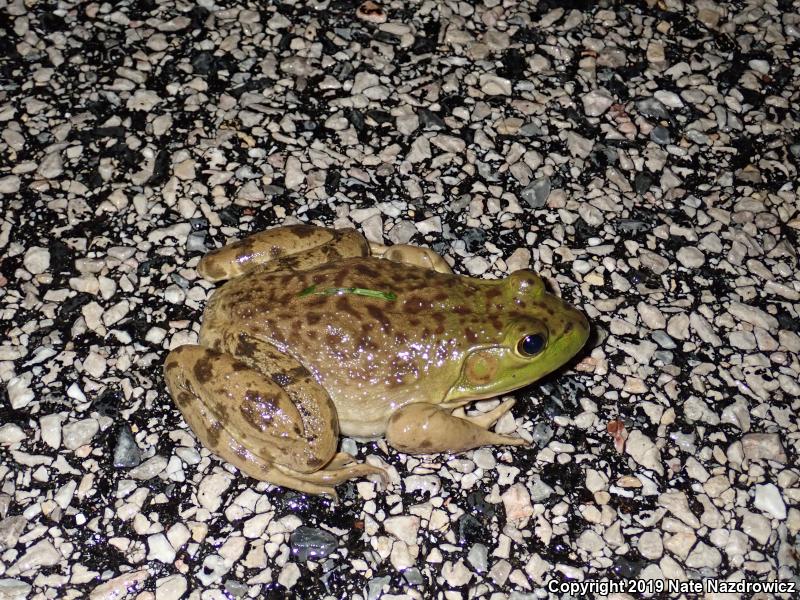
[[164, 344, 370, 497], [452, 398, 517, 429], [385, 402, 529, 455], [197, 225, 369, 282], [279, 454, 388, 487], [369, 242, 452, 274]]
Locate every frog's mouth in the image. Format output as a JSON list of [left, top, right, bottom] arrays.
[[445, 315, 590, 405]]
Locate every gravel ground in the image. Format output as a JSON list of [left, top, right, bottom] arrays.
[[1, 0, 799, 598]]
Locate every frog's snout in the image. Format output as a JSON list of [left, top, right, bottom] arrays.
[[541, 294, 590, 356]]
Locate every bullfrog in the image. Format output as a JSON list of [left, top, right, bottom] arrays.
[[164, 225, 589, 497]]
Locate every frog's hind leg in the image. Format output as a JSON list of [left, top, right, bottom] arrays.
[[165, 336, 386, 497], [385, 402, 528, 455], [370, 241, 453, 274], [198, 225, 369, 282]]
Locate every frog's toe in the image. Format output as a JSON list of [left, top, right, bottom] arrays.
[[455, 398, 517, 429], [275, 458, 387, 490], [372, 243, 453, 274]]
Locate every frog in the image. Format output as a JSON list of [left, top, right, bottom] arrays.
[[164, 225, 589, 497]]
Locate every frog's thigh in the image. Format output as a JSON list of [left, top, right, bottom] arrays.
[[198, 225, 369, 281], [164, 345, 342, 489], [385, 402, 528, 454], [370, 243, 453, 274]]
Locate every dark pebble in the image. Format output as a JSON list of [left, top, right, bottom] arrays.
[[615, 218, 650, 234], [466, 491, 495, 518], [612, 556, 645, 578], [191, 51, 216, 75], [633, 172, 654, 195], [418, 108, 446, 130], [189, 217, 208, 231], [93, 389, 123, 418], [113, 423, 142, 468], [650, 125, 671, 145], [186, 231, 207, 253], [461, 227, 486, 253], [290, 526, 338, 562], [457, 513, 486, 544], [521, 176, 551, 209]]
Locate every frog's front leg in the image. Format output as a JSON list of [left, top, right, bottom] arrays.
[[369, 242, 452, 274], [163, 344, 385, 497], [384, 402, 529, 455], [198, 225, 369, 282]]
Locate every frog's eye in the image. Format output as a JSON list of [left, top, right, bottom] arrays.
[[518, 333, 547, 357]]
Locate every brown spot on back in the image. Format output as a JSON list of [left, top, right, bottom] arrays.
[[207, 420, 221, 447], [358, 334, 378, 351], [240, 390, 277, 432], [289, 365, 311, 379], [306, 312, 322, 326], [237, 336, 258, 358], [366, 305, 392, 332], [215, 402, 230, 420], [292, 224, 323, 238], [306, 457, 324, 469], [333, 266, 351, 286], [176, 391, 193, 408], [193, 356, 214, 383], [337, 296, 359, 318], [354, 263, 380, 278], [403, 295, 430, 314]]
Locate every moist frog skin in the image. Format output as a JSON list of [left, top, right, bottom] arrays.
[[164, 225, 590, 497]]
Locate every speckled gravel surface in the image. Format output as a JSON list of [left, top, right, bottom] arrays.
[[1, 0, 799, 598]]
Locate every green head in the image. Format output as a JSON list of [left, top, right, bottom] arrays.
[[445, 270, 590, 403]]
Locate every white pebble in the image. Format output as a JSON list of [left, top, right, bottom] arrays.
[[62, 418, 99, 450], [7, 540, 61, 576], [37, 151, 63, 179], [676, 246, 705, 268], [479, 74, 512, 96], [155, 575, 187, 600], [284, 156, 304, 190], [626, 430, 664, 475], [0, 424, 26, 445], [197, 472, 234, 511], [23, 246, 50, 275], [128, 455, 168, 480], [582, 88, 614, 116], [753, 483, 786, 519], [277, 563, 300, 589], [384, 515, 420, 545], [147, 533, 177, 563], [8, 374, 35, 409], [0, 175, 21, 193], [501, 483, 533, 521]]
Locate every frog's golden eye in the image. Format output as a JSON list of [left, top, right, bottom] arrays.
[[518, 333, 547, 357]]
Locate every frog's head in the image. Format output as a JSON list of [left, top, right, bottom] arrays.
[[445, 270, 589, 403]]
